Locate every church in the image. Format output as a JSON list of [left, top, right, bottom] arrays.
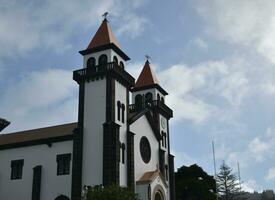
[[0, 18, 175, 200]]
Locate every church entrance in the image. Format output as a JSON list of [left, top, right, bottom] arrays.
[[154, 191, 164, 200]]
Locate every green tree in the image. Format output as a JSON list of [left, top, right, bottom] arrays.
[[216, 162, 241, 200], [175, 164, 217, 200], [86, 184, 139, 200]]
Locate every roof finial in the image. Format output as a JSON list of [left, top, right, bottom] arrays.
[[145, 54, 151, 63], [102, 12, 109, 22]]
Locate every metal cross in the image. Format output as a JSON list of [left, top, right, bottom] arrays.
[[145, 54, 151, 61], [102, 12, 109, 20]]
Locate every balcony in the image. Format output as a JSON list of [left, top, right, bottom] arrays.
[[129, 100, 173, 118], [73, 62, 135, 86]]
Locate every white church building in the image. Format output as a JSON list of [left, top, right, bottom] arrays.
[[0, 18, 175, 200]]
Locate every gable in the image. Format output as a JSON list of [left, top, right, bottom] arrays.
[[129, 111, 160, 141]]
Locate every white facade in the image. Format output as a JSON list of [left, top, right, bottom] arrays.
[[0, 141, 73, 200], [82, 78, 106, 186]]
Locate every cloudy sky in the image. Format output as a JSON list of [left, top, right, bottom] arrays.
[[1, 0, 275, 192]]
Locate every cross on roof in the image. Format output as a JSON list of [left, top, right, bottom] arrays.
[[102, 12, 109, 20], [145, 54, 151, 61]]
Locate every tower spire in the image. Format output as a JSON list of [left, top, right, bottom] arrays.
[[135, 60, 159, 88]]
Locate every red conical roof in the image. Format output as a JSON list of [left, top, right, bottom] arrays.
[[135, 60, 159, 88], [87, 19, 120, 49]]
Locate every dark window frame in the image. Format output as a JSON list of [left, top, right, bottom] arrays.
[[121, 104, 125, 123], [120, 61, 124, 69], [87, 57, 96, 68], [117, 101, 121, 121], [135, 94, 143, 110], [98, 54, 108, 66], [113, 56, 118, 65], [11, 159, 24, 180], [121, 143, 126, 164], [56, 153, 71, 176]]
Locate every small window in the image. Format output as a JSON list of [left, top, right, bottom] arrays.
[[117, 101, 121, 121], [99, 54, 108, 66], [165, 165, 168, 180], [121, 104, 125, 123], [87, 57, 96, 68], [157, 94, 160, 101], [57, 154, 71, 175], [120, 61, 124, 69], [145, 92, 153, 105], [135, 94, 143, 110], [161, 131, 165, 147], [11, 159, 24, 180], [161, 97, 165, 103], [121, 143, 126, 164], [113, 56, 118, 65]]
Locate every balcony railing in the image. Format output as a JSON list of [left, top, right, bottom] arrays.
[[73, 62, 135, 86], [129, 100, 173, 118]]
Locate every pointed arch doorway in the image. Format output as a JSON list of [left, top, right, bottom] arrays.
[[154, 191, 164, 200]]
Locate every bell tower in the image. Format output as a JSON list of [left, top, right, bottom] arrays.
[[131, 60, 175, 200], [72, 17, 135, 200]]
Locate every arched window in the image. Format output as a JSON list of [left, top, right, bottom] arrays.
[[161, 131, 165, 146], [163, 132, 167, 148], [117, 101, 121, 121], [55, 195, 70, 200], [98, 54, 108, 66], [121, 143, 126, 164], [113, 56, 118, 65], [135, 94, 143, 110], [145, 92, 153, 105], [157, 94, 160, 101], [120, 61, 124, 69], [165, 165, 168, 180], [87, 57, 96, 68], [161, 97, 165, 104], [121, 104, 125, 123]]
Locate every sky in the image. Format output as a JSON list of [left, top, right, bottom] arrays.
[[1, 0, 275, 192]]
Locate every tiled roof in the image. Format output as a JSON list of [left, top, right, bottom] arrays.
[[0, 122, 77, 147], [87, 19, 120, 50], [135, 60, 159, 88]]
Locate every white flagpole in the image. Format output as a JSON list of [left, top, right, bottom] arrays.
[[212, 141, 218, 200]]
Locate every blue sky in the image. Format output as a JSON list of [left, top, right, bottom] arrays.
[[1, 0, 275, 192]]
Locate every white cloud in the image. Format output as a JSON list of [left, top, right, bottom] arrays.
[[193, 37, 208, 50], [242, 179, 258, 192], [0, 0, 147, 58], [195, 0, 275, 64], [0, 69, 78, 133], [265, 167, 275, 181], [227, 127, 275, 168]]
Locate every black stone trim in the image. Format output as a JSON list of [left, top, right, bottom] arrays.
[[0, 118, 10, 132], [79, 43, 130, 61], [73, 62, 135, 88], [32, 165, 42, 200], [168, 154, 175, 200], [106, 76, 116, 122], [127, 131, 135, 190], [103, 122, 121, 185], [71, 82, 85, 200], [128, 109, 161, 141], [0, 135, 73, 150], [159, 149, 165, 176], [131, 84, 168, 95]]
